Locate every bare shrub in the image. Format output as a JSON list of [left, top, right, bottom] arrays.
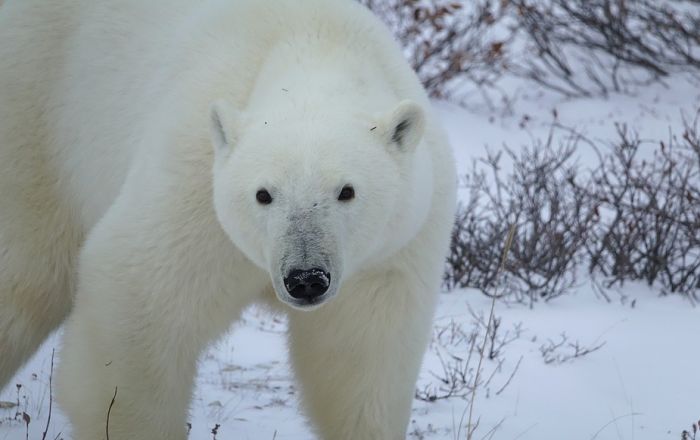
[[358, 0, 514, 103], [446, 123, 597, 303], [538, 333, 606, 364], [582, 113, 700, 298], [509, 0, 700, 97], [446, 112, 700, 302], [361, 0, 700, 100], [414, 327, 479, 403], [445, 194, 505, 295], [415, 312, 522, 403]]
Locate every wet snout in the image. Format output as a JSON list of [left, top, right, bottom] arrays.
[[270, 207, 342, 309], [284, 268, 331, 300]]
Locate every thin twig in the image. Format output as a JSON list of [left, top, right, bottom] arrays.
[[41, 349, 55, 440], [590, 412, 643, 439], [23, 412, 30, 440], [495, 355, 523, 396], [466, 224, 516, 439], [479, 417, 505, 440], [106, 387, 118, 440]]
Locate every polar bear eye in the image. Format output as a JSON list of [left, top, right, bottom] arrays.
[[338, 185, 355, 202], [256, 189, 273, 205]]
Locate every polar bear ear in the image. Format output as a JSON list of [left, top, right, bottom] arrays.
[[375, 100, 426, 153], [210, 99, 244, 157]]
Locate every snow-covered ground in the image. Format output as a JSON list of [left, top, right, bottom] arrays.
[[1, 73, 698, 440], [2, 284, 698, 440], [417, 285, 699, 440]]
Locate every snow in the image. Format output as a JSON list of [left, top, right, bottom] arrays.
[[418, 287, 699, 440], [2, 285, 698, 439], [2, 41, 699, 440]]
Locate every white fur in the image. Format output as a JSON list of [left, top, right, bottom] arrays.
[[0, 0, 456, 439]]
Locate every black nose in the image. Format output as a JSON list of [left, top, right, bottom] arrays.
[[284, 268, 331, 300]]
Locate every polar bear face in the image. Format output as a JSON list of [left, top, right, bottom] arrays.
[[210, 100, 425, 310]]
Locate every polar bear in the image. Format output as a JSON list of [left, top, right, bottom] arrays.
[[0, 0, 456, 438]]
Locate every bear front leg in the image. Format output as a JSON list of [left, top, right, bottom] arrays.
[[287, 269, 438, 440], [56, 193, 267, 440]]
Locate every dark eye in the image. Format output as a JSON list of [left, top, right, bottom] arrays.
[[256, 189, 273, 205], [338, 185, 355, 202]]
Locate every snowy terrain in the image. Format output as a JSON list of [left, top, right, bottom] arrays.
[[1, 70, 699, 440]]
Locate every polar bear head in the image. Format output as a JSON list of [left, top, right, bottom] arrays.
[[210, 100, 430, 310]]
